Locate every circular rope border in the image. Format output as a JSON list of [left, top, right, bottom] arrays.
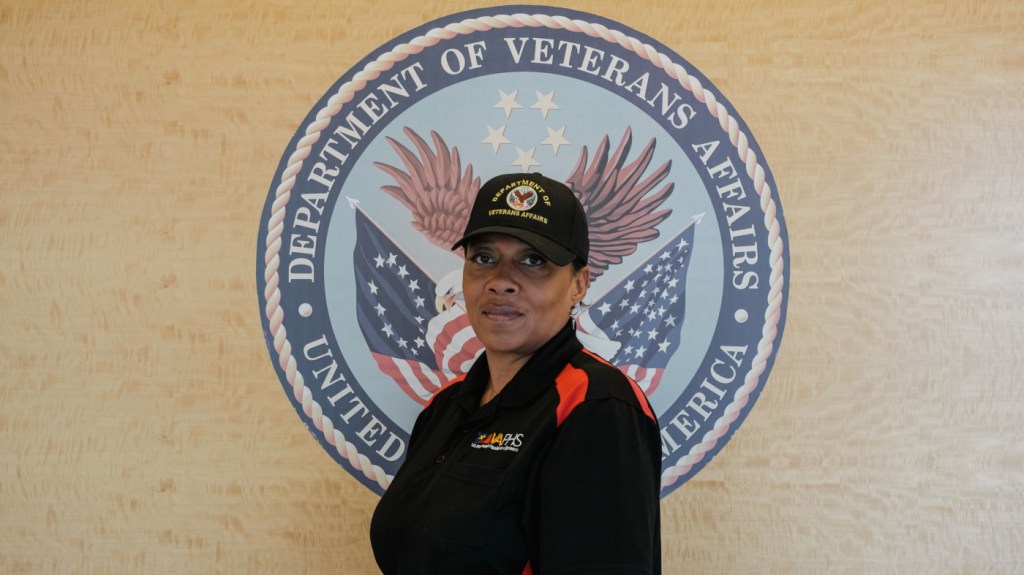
[[261, 11, 787, 492]]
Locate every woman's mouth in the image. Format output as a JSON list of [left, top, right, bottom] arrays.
[[481, 306, 523, 322]]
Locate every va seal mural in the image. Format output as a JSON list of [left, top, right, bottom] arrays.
[[256, 5, 789, 498]]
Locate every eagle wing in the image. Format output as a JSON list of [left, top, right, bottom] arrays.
[[374, 127, 480, 250], [563, 128, 674, 280]]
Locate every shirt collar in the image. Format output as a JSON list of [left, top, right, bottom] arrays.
[[454, 322, 582, 413]]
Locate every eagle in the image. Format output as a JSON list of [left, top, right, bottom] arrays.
[[373, 126, 674, 281]]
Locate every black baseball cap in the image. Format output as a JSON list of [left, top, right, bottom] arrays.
[[452, 173, 589, 267]]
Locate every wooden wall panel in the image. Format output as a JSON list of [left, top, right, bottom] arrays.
[[2, 1, 1021, 572]]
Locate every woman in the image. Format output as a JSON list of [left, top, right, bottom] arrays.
[[370, 173, 662, 574]]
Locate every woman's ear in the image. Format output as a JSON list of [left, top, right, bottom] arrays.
[[571, 266, 591, 303]]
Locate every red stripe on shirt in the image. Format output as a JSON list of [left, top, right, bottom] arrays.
[[554, 364, 589, 426]]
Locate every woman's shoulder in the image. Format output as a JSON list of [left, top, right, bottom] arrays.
[[564, 348, 654, 412], [421, 373, 469, 411]]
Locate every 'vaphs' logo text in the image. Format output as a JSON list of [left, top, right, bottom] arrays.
[[472, 432, 524, 453]]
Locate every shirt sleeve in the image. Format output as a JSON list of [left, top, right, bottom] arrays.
[[532, 397, 662, 575]]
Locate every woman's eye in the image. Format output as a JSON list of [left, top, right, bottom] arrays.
[[521, 254, 546, 267]]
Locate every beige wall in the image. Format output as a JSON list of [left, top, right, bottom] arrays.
[[3, 1, 1022, 572]]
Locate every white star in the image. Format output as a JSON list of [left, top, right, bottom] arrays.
[[396, 265, 409, 279], [658, 340, 671, 353], [643, 264, 654, 274], [368, 281, 379, 295], [414, 337, 425, 349], [386, 253, 398, 266], [375, 303, 386, 316], [659, 251, 672, 260], [374, 255, 385, 268], [381, 323, 394, 338], [397, 338, 408, 349], [494, 90, 522, 117], [634, 346, 647, 358], [665, 315, 677, 327], [630, 304, 641, 314], [676, 237, 690, 251], [512, 147, 541, 171], [414, 296, 425, 308], [531, 91, 560, 119], [408, 279, 420, 292], [668, 278, 679, 288], [647, 328, 659, 340], [541, 125, 571, 155], [624, 280, 635, 293], [482, 124, 511, 154], [598, 302, 612, 315]]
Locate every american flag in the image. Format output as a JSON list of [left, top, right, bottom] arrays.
[[581, 220, 697, 395], [353, 207, 448, 404]]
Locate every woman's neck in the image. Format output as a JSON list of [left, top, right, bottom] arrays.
[[479, 351, 532, 406]]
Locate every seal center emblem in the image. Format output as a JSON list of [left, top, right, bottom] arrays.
[[506, 186, 538, 211]]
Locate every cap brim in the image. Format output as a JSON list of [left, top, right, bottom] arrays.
[[452, 226, 578, 266]]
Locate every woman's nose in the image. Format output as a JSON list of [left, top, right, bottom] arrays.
[[486, 261, 518, 293]]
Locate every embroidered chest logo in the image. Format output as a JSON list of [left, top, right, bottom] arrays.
[[471, 432, 524, 453]]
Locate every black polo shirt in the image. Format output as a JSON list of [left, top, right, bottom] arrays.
[[370, 323, 661, 575]]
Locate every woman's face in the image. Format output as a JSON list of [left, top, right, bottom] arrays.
[[462, 234, 589, 362]]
